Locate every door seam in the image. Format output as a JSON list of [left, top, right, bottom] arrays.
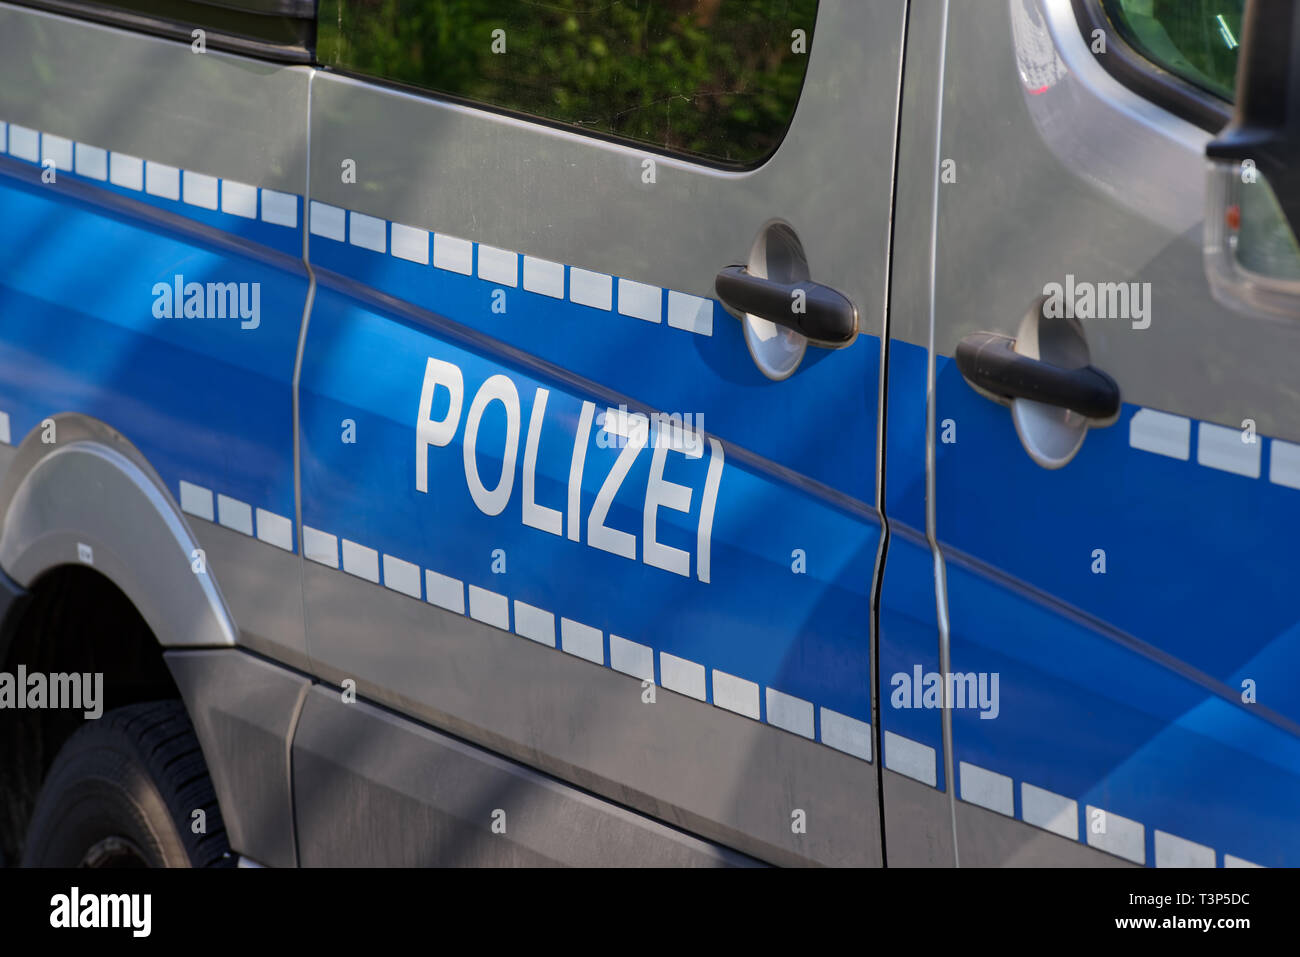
[[925, 0, 960, 868], [289, 66, 318, 869], [870, 0, 913, 870]]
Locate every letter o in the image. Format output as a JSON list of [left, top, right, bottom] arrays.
[[463, 374, 521, 516]]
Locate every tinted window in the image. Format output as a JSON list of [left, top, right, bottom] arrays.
[[1102, 0, 1244, 101], [316, 0, 818, 166]]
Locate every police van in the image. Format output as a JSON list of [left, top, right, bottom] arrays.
[[0, 0, 1296, 867]]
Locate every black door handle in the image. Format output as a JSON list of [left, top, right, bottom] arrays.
[[714, 266, 858, 347], [955, 332, 1120, 420]]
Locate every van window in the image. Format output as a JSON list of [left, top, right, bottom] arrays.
[[316, 0, 819, 167], [1101, 0, 1244, 101]]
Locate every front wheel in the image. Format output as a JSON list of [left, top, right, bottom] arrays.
[[21, 700, 232, 867]]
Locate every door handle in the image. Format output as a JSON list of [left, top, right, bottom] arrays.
[[714, 265, 857, 347], [955, 331, 1120, 420]]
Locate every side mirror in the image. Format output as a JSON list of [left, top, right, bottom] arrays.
[[1205, 0, 1300, 317]]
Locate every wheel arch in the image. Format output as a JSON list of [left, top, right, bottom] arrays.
[[0, 412, 238, 657]]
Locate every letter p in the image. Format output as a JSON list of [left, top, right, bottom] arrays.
[[416, 357, 464, 493]]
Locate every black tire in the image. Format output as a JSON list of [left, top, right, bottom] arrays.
[[21, 700, 233, 867]]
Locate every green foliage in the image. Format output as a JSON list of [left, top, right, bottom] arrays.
[[317, 0, 817, 165]]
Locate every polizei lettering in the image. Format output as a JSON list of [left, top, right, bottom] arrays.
[[415, 356, 724, 583]]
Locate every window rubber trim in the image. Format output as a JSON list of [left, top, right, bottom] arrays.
[[1070, 0, 1233, 133], [9, 0, 314, 64]]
